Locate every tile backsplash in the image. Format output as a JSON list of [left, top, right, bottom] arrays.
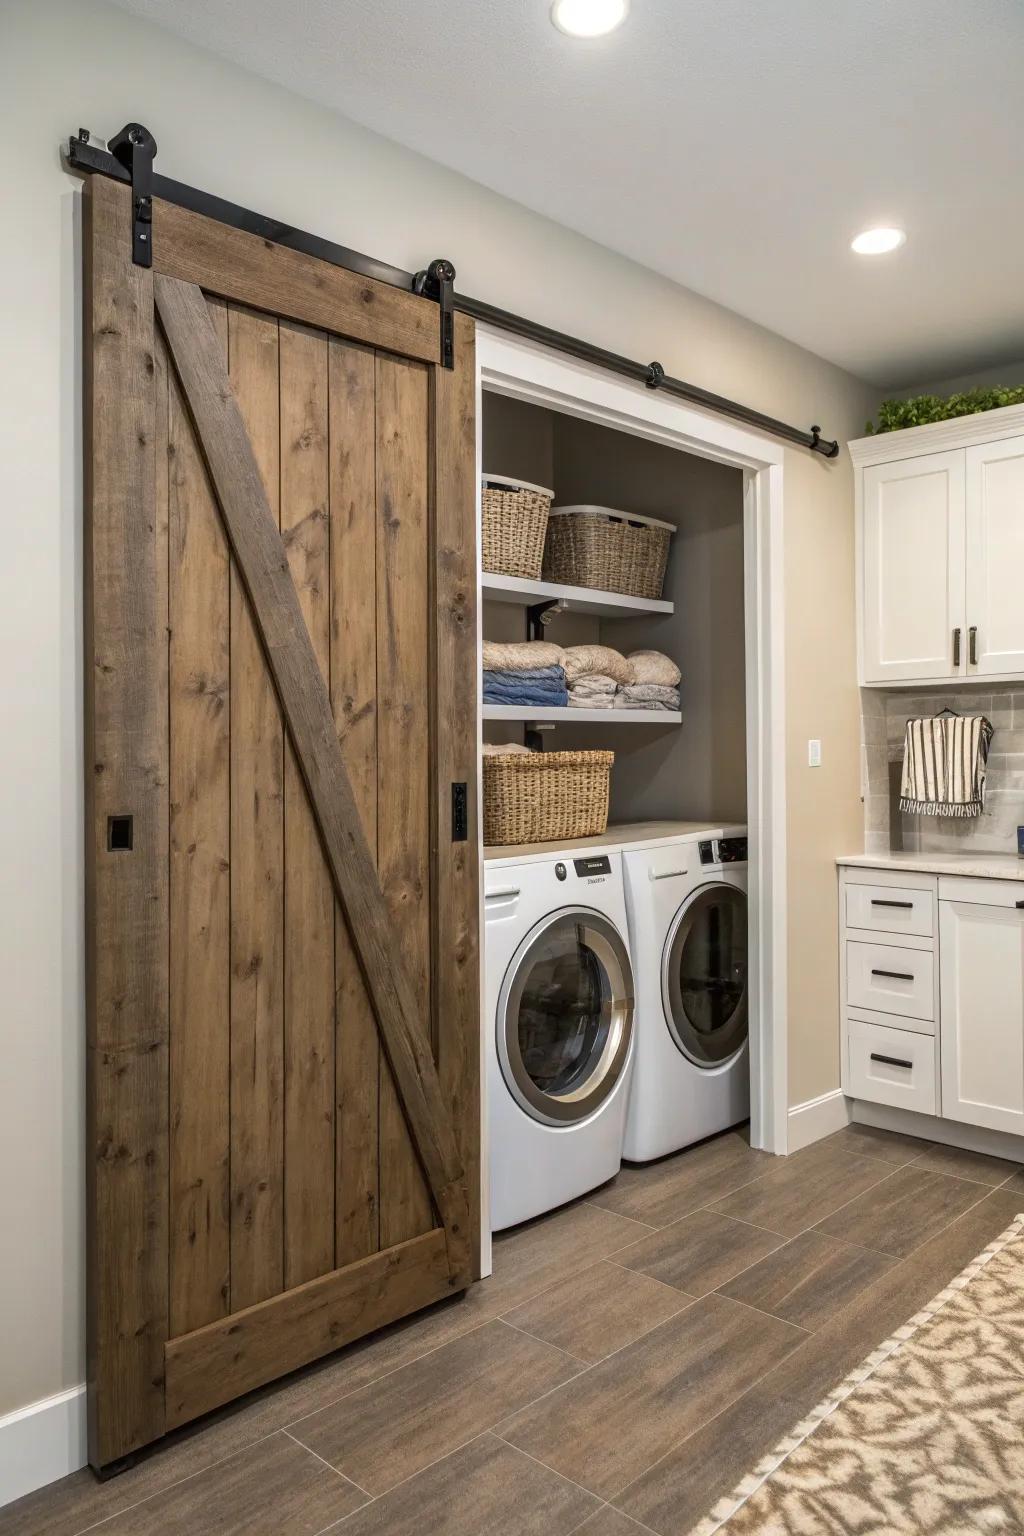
[[861, 685, 1024, 856]]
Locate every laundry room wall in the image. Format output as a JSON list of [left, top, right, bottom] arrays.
[[1, 0, 875, 1434]]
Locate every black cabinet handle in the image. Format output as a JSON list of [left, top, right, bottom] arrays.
[[969, 625, 978, 666], [871, 968, 914, 981], [953, 627, 962, 667], [870, 899, 913, 909], [870, 1052, 913, 1070]]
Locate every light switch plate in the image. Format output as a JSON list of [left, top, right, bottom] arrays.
[[808, 739, 822, 767]]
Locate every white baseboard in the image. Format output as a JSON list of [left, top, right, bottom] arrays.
[[853, 1100, 1024, 1164], [0, 1385, 86, 1510], [787, 1087, 851, 1153]]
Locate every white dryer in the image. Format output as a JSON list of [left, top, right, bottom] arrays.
[[485, 849, 636, 1231], [622, 830, 749, 1162]]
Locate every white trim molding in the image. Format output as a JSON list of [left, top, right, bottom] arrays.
[[849, 401, 1024, 468], [0, 1385, 86, 1510], [476, 325, 789, 1157], [787, 1088, 851, 1153]]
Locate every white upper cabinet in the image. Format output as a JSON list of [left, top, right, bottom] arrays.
[[851, 407, 1024, 687], [861, 451, 966, 684], [965, 436, 1024, 676]]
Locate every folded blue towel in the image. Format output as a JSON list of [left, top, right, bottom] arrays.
[[483, 664, 568, 708]]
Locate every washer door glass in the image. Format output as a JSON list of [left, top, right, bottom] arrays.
[[664, 883, 748, 1068], [500, 910, 634, 1125]]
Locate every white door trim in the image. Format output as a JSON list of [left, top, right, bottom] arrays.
[[475, 326, 789, 1163]]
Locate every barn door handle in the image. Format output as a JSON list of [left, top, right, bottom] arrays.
[[870, 1052, 913, 1070], [451, 782, 468, 842], [1016, 900, 1024, 910], [871, 968, 914, 981]]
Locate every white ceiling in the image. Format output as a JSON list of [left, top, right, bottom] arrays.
[[112, 0, 1024, 386]]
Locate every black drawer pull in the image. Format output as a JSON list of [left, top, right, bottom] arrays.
[[870, 899, 914, 909], [871, 968, 915, 981], [870, 1052, 913, 1070], [1017, 900, 1024, 910]]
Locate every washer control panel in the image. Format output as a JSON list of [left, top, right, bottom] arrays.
[[698, 836, 748, 865], [573, 855, 612, 878]]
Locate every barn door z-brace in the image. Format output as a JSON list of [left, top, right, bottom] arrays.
[[66, 122, 840, 453]]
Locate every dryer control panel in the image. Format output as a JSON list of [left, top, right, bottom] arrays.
[[698, 836, 748, 865]]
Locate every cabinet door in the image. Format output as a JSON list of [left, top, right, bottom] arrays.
[[862, 450, 966, 684], [965, 435, 1024, 676], [939, 899, 1024, 1134]]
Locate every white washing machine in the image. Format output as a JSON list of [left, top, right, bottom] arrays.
[[485, 849, 636, 1231], [622, 829, 750, 1162]]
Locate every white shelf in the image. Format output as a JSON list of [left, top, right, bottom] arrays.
[[481, 571, 672, 619], [482, 705, 681, 724]]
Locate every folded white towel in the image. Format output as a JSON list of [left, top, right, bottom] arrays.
[[627, 650, 681, 687], [482, 640, 565, 672]]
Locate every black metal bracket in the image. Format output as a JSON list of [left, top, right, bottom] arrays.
[[414, 258, 456, 369], [106, 122, 157, 267], [809, 424, 839, 460], [527, 599, 563, 641], [645, 361, 666, 391]]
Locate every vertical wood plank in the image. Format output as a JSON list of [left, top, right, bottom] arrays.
[[228, 304, 285, 1310], [279, 320, 335, 1286], [328, 339, 380, 1264], [167, 298, 231, 1336], [375, 353, 435, 1247], [432, 314, 481, 1284], [84, 175, 168, 1467]]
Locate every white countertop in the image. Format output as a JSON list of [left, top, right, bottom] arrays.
[[485, 820, 744, 868], [838, 850, 1024, 883]]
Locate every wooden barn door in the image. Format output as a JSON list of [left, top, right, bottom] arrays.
[[84, 176, 479, 1471]]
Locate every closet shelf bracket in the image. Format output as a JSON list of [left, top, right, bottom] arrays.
[[414, 257, 456, 369], [106, 122, 157, 268], [527, 598, 565, 641]]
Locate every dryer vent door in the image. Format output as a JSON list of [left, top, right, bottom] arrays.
[[500, 911, 634, 1126], [664, 884, 748, 1068]]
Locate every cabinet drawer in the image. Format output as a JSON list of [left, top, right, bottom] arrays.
[[847, 1016, 936, 1114], [846, 940, 934, 1021], [939, 875, 1024, 909], [845, 881, 934, 938]]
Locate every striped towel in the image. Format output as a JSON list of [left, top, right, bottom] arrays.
[[899, 714, 994, 818]]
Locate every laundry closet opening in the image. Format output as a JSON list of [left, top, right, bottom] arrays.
[[479, 376, 758, 1250]]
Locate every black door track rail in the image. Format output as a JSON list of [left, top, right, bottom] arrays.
[[65, 124, 840, 457]]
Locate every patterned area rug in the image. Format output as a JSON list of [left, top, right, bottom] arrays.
[[692, 1213, 1024, 1535]]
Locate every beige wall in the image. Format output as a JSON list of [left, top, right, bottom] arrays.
[[0, 0, 874, 1418]]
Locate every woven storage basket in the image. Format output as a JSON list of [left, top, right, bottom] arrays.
[[483, 751, 614, 847], [544, 506, 673, 600], [481, 474, 554, 580]]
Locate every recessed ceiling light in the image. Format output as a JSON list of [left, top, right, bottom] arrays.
[[851, 227, 906, 256], [551, 0, 629, 38]]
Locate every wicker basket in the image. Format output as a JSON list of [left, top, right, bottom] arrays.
[[544, 505, 673, 599], [483, 751, 614, 847], [481, 474, 554, 580]]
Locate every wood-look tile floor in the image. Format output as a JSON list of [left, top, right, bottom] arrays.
[[5, 1123, 1024, 1536]]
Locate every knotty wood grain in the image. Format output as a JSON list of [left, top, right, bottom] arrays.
[[155, 275, 470, 1272], [84, 174, 169, 1468], [279, 319, 335, 1287], [153, 196, 439, 364], [431, 312, 480, 1284], [164, 1230, 450, 1427], [167, 301, 231, 1336], [227, 303, 287, 1311], [328, 338, 381, 1265], [375, 352, 436, 1250]]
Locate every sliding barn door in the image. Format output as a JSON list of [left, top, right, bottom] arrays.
[[84, 175, 478, 1471]]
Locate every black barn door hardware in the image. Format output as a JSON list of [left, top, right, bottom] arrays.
[[64, 125, 840, 457], [106, 123, 156, 267]]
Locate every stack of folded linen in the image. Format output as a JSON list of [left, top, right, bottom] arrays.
[[482, 639, 568, 708], [614, 649, 682, 712], [562, 644, 632, 709]]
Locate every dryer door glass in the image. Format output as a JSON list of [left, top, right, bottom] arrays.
[[500, 911, 634, 1126], [664, 884, 748, 1067]]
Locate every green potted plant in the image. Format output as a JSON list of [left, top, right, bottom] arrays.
[[867, 385, 1024, 434]]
